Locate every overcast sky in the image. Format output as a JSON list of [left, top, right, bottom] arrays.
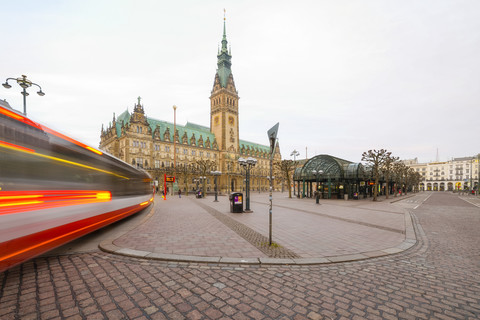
[[2, 0, 479, 163]]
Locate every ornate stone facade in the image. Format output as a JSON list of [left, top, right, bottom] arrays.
[[99, 19, 281, 194], [408, 156, 479, 191]]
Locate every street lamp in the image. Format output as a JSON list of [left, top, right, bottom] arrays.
[[211, 171, 222, 202], [311, 169, 324, 204], [290, 149, 299, 195], [3, 75, 45, 116], [238, 157, 257, 212], [173, 105, 177, 169], [200, 176, 206, 197], [477, 153, 480, 196], [290, 149, 299, 162], [194, 178, 199, 193]]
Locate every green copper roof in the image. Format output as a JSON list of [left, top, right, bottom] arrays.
[[185, 122, 210, 132], [115, 109, 131, 137], [147, 117, 216, 147], [216, 19, 232, 88], [239, 140, 270, 155], [111, 109, 217, 148]]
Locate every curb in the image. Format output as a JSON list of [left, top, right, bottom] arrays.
[[99, 200, 418, 266]]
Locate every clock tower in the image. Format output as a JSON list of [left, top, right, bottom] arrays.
[[210, 16, 239, 154]]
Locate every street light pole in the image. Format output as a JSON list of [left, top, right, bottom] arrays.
[[290, 149, 299, 162], [211, 171, 221, 202], [194, 178, 199, 194], [172, 105, 178, 196], [201, 176, 206, 198], [2, 75, 45, 116], [268, 123, 279, 246], [290, 149, 299, 195], [238, 157, 257, 212], [477, 153, 480, 196]]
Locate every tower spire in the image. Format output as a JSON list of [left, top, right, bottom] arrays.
[[216, 10, 232, 88], [221, 9, 228, 52], [210, 11, 239, 152], [223, 9, 227, 41]]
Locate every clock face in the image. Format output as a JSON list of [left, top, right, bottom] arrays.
[[228, 116, 234, 125]]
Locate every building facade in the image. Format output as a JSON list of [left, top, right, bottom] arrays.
[[99, 19, 281, 194], [407, 157, 479, 191]]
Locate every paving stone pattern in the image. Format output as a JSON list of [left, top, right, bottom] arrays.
[[1, 192, 480, 319], [113, 197, 268, 258], [188, 193, 407, 259], [194, 199, 300, 259]]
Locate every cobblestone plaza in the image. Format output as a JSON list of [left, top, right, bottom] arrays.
[[1, 192, 479, 319]]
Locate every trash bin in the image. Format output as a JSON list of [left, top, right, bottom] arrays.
[[344, 194, 348, 200], [229, 192, 243, 213]]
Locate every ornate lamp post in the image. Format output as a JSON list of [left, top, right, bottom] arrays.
[[3, 75, 45, 116], [211, 171, 222, 202], [172, 105, 178, 196], [238, 157, 257, 212], [199, 176, 206, 197], [290, 149, 299, 161], [290, 149, 299, 195], [477, 153, 480, 196], [194, 178, 200, 194], [173, 105, 177, 168]]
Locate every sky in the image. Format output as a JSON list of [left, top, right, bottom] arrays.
[[2, 0, 479, 163]]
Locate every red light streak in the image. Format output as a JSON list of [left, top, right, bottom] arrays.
[[0, 200, 152, 271], [0, 139, 128, 179], [0, 106, 42, 128], [0, 190, 112, 215], [0, 105, 103, 155], [0, 140, 35, 153]]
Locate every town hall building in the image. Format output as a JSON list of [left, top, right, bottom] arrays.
[[99, 18, 281, 194]]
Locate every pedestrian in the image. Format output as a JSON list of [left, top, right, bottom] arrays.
[[178, 189, 182, 198]]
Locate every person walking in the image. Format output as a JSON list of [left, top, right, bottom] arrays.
[[178, 189, 182, 198]]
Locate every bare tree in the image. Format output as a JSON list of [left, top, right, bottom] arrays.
[[410, 171, 422, 193], [393, 162, 406, 196], [274, 160, 296, 198], [176, 164, 197, 196], [382, 154, 399, 199], [362, 149, 392, 201], [404, 167, 416, 195], [152, 167, 174, 194], [195, 159, 217, 196]]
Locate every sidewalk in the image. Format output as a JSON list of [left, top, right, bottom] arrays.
[[99, 192, 417, 265]]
